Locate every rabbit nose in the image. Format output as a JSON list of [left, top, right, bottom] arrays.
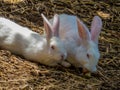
[[61, 55, 65, 60], [82, 68, 89, 74]]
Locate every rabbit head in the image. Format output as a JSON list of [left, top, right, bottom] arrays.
[[41, 14, 67, 66], [75, 16, 102, 73]]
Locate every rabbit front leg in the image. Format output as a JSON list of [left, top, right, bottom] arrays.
[[61, 60, 71, 67]]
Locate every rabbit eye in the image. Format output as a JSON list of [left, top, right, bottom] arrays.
[[51, 45, 55, 50], [87, 54, 90, 58]]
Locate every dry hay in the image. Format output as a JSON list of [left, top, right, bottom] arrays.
[[3, 0, 24, 4], [0, 0, 120, 90]]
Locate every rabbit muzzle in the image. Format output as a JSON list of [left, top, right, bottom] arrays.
[[82, 66, 97, 74], [82, 68, 89, 74], [60, 54, 66, 60]]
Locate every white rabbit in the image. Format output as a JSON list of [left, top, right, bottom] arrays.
[[0, 14, 70, 67], [50, 14, 102, 73]]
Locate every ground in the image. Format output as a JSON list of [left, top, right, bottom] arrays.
[[0, 0, 120, 90]]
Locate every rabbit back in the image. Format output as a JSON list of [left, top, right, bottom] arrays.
[[59, 14, 81, 45], [0, 17, 45, 55]]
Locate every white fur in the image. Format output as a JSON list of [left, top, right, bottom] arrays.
[[50, 14, 102, 72], [0, 15, 69, 67]]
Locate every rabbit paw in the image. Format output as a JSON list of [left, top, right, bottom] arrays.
[[61, 61, 71, 67]]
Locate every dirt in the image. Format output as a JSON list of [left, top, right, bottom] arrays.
[[0, 0, 120, 90]]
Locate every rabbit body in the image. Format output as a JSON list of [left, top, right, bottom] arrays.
[[0, 16, 68, 67], [50, 14, 102, 72]]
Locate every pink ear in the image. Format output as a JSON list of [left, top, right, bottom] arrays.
[[77, 18, 91, 44], [52, 14, 59, 37], [41, 14, 52, 39], [91, 16, 102, 44]]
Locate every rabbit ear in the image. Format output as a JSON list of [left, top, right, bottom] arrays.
[[90, 16, 102, 44], [41, 14, 52, 40], [52, 14, 59, 37], [77, 18, 91, 45]]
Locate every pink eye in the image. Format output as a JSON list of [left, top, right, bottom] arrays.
[[87, 54, 90, 58], [51, 45, 55, 50]]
